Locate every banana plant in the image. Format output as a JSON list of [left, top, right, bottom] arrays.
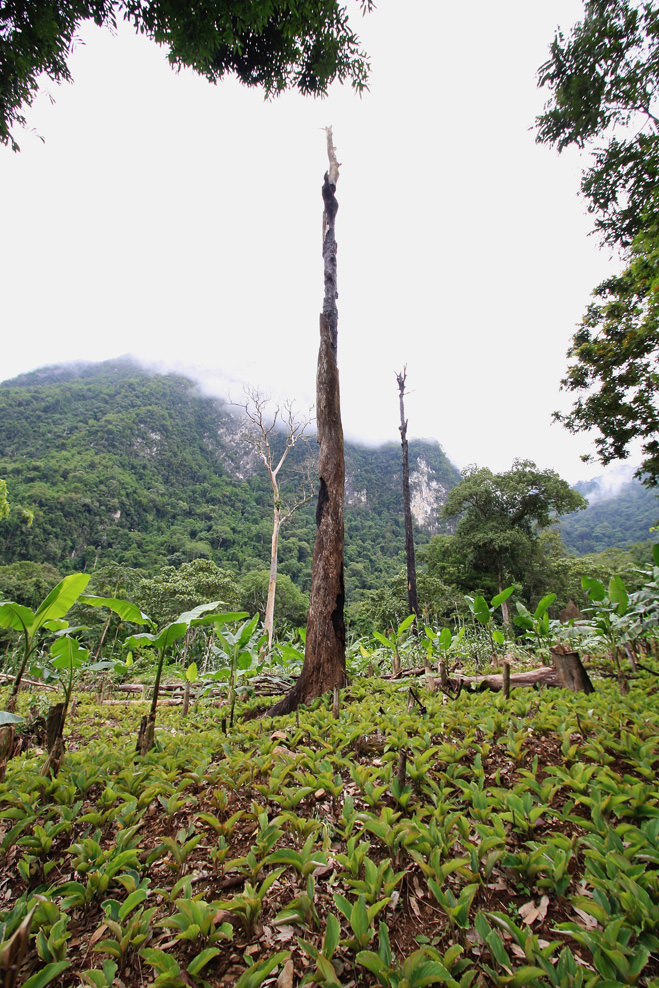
[[201, 613, 259, 728], [124, 602, 227, 753], [424, 625, 466, 672], [41, 633, 105, 775], [0, 573, 91, 713], [581, 575, 629, 672], [372, 614, 416, 676], [513, 593, 557, 659], [465, 587, 514, 657]]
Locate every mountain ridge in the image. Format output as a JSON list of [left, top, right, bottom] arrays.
[[0, 358, 460, 602]]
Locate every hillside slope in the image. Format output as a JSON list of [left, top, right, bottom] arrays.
[[559, 475, 659, 554], [0, 359, 460, 601]]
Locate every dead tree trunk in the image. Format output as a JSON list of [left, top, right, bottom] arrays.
[[269, 128, 346, 717], [264, 503, 281, 648], [235, 389, 313, 649], [396, 368, 419, 625]]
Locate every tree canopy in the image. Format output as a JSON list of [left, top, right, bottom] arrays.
[[1, 0, 372, 149], [555, 200, 659, 483], [536, 0, 659, 482], [536, 0, 659, 250], [438, 460, 586, 600]]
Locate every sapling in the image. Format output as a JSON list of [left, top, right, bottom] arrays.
[[372, 614, 416, 676], [0, 573, 90, 713], [465, 587, 514, 659]]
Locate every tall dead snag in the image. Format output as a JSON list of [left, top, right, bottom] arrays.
[[235, 389, 313, 648], [269, 127, 346, 717], [396, 368, 419, 625]]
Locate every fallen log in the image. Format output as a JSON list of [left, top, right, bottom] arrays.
[[0, 674, 57, 692], [449, 666, 562, 691]]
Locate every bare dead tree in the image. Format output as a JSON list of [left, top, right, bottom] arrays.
[[269, 127, 346, 716], [396, 367, 419, 625], [234, 388, 314, 648]]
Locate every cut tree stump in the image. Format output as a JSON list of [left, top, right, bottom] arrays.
[[551, 646, 595, 693]]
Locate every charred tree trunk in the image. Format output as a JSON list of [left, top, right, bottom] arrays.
[[269, 128, 345, 717], [396, 368, 419, 625]]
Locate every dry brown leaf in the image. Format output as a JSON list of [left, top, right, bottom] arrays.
[[88, 924, 108, 945], [519, 895, 549, 925], [277, 958, 295, 988], [409, 895, 422, 919], [519, 900, 539, 925], [271, 731, 288, 741], [312, 863, 334, 879], [573, 907, 598, 929]]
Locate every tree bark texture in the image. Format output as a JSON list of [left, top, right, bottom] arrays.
[[269, 129, 345, 716], [264, 504, 281, 648], [396, 368, 419, 623], [551, 648, 595, 693]]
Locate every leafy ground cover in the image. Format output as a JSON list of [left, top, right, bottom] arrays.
[[2, 671, 659, 988]]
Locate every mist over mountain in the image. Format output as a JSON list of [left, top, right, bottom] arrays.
[[2, 357, 656, 598], [559, 470, 659, 554], [0, 358, 460, 603]]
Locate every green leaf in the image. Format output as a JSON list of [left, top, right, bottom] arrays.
[[233, 951, 290, 988], [139, 947, 181, 975], [197, 610, 250, 627], [0, 711, 25, 725], [491, 585, 514, 607], [377, 920, 392, 967], [187, 947, 220, 976], [438, 627, 452, 649], [323, 913, 340, 959], [507, 967, 547, 987], [582, 576, 606, 601], [355, 950, 387, 977], [0, 601, 34, 633], [31, 573, 91, 634], [609, 575, 628, 615], [315, 954, 342, 985], [534, 593, 556, 618], [80, 595, 152, 626], [471, 595, 491, 625], [23, 961, 72, 988], [397, 614, 416, 637], [50, 635, 89, 669], [351, 896, 369, 941]]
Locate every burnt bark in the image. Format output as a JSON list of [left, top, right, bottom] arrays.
[[269, 129, 345, 717], [396, 368, 419, 624]]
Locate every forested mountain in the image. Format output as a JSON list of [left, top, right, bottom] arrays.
[[559, 475, 659, 554], [0, 358, 460, 603]]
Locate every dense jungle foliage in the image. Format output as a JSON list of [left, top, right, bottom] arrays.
[[0, 358, 658, 635], [0, 359, 459, 617]]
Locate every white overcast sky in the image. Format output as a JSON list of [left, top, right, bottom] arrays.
[[0, 0, 634, 484]]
